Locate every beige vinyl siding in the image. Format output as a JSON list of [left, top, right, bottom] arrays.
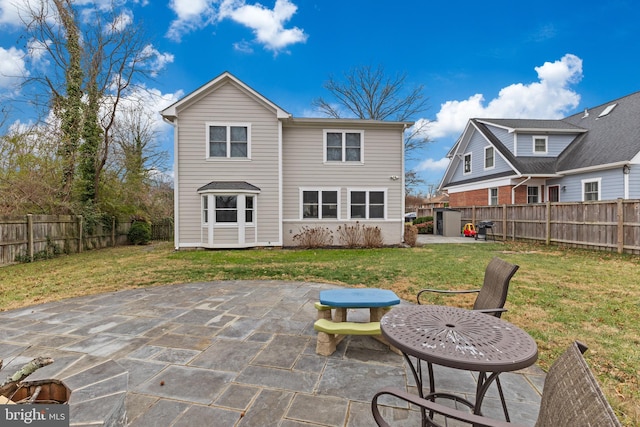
[[281, 123, 404, 245], [175, 82, 280, 246]]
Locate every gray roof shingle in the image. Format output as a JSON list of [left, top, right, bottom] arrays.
[[197, 181, 261, 192]]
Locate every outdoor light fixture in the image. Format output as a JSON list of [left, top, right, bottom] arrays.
[[561, 186, 566, 192], [623, 165, 631, 175]]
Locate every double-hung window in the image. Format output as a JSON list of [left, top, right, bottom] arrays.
[[215, 196, 237, 222], [349, 190, 385, 219], [527, 186, 540, 203], [582, 179, 600, 201], [463, 153, 472, 174], [245, 196, 254, 223], [533, 136, 547, 154], [489, 188, 498, 205], [324, 130, 363, 163], [208, 123, 250, 158], [302, 189, 339, 219], [484, 146, 494, 169]]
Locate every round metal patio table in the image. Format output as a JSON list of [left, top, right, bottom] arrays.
[[381, 305, 538, 425]]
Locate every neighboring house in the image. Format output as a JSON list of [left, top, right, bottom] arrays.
[[161, 72, 411, 249], [439, 91, 640, 206]]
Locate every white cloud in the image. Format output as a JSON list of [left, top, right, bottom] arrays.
[[219, 0, 307, 52], [140, 44, 175, 77], [167, 0, 307, 52], [27, 38, 50, 63], [424, 54, 583, 139], [0, 46, 28, 91], [106, 9, 133, 33], [414, 157, 450, 173], [166, 0, 215, 41], [0, 0, 21, 26]]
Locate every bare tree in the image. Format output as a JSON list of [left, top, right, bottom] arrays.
[[18, 0, 157, 209], [313, 64, 431, 191]]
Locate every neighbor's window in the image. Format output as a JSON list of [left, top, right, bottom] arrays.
[[208, 124, 250, 158], [349, 190, 385, 219], [489, 188, 498, 205], [533, 136, 547, 154], [325, 130, 363, 162], [302, 190, 338, 219], [215, 196, 237, 222], [484, 146, 494, 169], [527, 186, 540, 203], [463, 153, 472, 174], [583, 180, 600, 201]]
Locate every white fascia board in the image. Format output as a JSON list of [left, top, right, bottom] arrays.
[[476, 119, 587, 134], [558, 161, 630, 175], [445, 176, 516, 193]]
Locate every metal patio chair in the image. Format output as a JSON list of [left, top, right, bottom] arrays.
[[372, 341, 622, 427], [416, 257, 519, 318]]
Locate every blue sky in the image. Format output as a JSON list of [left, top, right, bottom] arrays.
[[1, 0, 639, 194]]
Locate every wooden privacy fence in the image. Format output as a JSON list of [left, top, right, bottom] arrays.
[[0, 215, 174, 266], [455, 199, 640, 254]]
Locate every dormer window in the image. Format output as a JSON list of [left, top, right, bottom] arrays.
[[533, 136, 547, 154]]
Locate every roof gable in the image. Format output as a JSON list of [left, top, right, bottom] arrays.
[[161, 71, 290, 123]]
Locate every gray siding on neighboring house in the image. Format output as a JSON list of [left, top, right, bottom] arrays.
[[515, 133, 576, 157], [175, 82, 281, 246], [485, 124, 513, 151], [551, 169, 624, 201], [451, 128, 512, 183], [281, 122, 404, 246]]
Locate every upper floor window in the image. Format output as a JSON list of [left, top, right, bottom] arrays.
[[484, 146, 494, 169], [582, 179, 600, 201], [324, 130, 363, 163], [463, 153, 472, 174], [208, 123, 250, 159], [527, 186, 540, 203], [533, 136, 547, 154], [302, 189, 339, 219], [489, 188, 498, 205], [349, 189, 385, 219]]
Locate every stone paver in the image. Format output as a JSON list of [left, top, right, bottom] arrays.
[[0, 280, 545, 426]]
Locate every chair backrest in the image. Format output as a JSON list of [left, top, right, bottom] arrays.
[[535, 341, 621, 427], [472, 257, 519, 316]]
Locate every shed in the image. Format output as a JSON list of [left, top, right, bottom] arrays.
[[434, 208, 462, 237]]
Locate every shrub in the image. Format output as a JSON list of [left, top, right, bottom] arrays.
[[414, 216, 434, 234], [292, 226, 333, 248], [337, 222, 364, 248], [404, 224, 418, 247], [363, 225, 384, 248], [128, 220, 152, 245]]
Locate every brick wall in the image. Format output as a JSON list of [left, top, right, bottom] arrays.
[[449, 185, 532, 207]]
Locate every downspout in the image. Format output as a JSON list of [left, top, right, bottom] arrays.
[[511, 176, 532, 204]]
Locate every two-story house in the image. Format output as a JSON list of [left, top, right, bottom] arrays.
[[439, 91, 640, 206], [161, 72, 411, 249]]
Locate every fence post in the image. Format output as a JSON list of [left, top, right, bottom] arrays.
[[546, 201, 551, 245], [112, 216, 116, 247], [77, 215, 83, 253], [502, 205, 507, 240], [27, 214, 34, 262], [617, 198, 624, 254]]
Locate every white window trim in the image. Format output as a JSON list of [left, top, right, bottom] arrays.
[[199, 190, 260, 226], [581, 178, 601, 201], [488, 187, 498, 205], [463, 152, 472, 175], [323, 129, 365, 164], [527, 185, 541, 203], [299, 187, 341, 220], [347, 188, 387, 220], [532, 135, 548, 155], [205, 122, 252, 160], [484, 146, 495, 170]]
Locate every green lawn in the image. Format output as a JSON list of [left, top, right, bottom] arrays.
[[1, 241, 638, 425]]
